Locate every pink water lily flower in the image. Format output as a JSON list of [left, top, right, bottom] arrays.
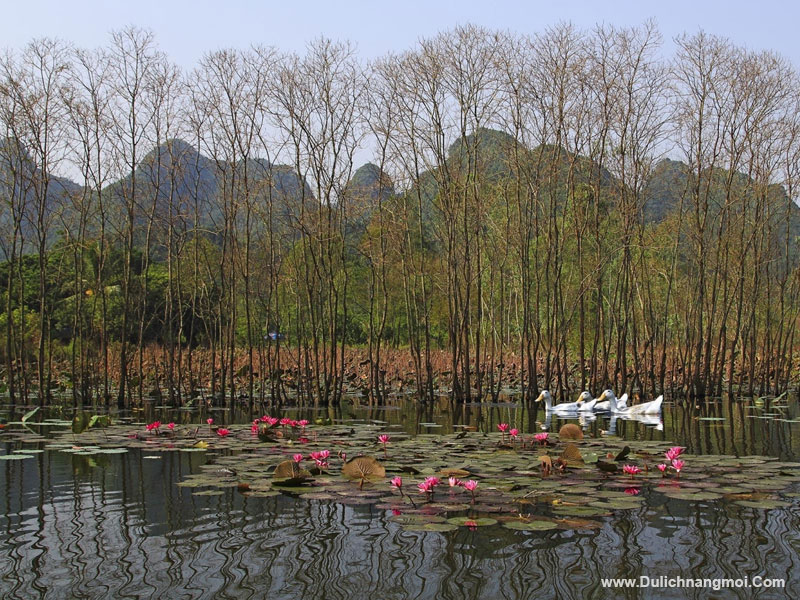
[[378, 434, 391, 457], [216, 428, 230, 437], [391, 476, 414, 506], [510, 428, 519, 439], [293, 454, 304, 463], [167, 422, 175, 431], [251, 424, 259, 433], [417, 476, 440, 499], [448, 476, 461, 488], [657, 463, 668, 475], [665, 447, 685, 462], [624, 487, 640, 496], [298, 419, 309, 429], [462, 479, 479, 502], [498, 423, 510, 442], [671, 459, 685, 474], [623, 464, 641, 477], [206, 418, 214, 426], [417, 480, 434, 494], [534, 432, 549, 445]]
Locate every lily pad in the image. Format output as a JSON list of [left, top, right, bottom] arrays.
[[272, 460, 313, 486], [421, 523, 459, 532], [734, 499, 792, 509], [446, 517, 498, 527], [552, 506, 610, 517], [342, 456, 385, 483], [503, 520, 559, 531], [390, 514, 446, 525]]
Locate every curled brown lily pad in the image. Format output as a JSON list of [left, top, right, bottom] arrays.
[[272, 460, 313, 486], [559, 424, 583, 440], [342, 455, 386, 488]]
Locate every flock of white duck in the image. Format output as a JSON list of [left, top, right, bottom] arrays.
[[534, 389, 663, 415]]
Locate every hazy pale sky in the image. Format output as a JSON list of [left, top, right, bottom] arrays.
[[1, 0, 799, 68]]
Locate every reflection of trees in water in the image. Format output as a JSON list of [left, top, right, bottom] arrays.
[[661, 398, 800, 460], [1, 448, 799, 598], [13, 389, 793, 460]]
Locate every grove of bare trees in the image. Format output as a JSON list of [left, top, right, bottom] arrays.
[[2, 22, 800, 408]]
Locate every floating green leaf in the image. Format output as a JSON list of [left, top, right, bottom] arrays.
[[446, 517, 498, 527], [88, 415, 111, 428], [503, 520, 558, 531], [734, 499, 791, 509]]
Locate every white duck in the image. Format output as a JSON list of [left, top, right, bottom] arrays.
[[598, 390, 662, 415], [535, 390, 580, 413], [576, 391, 598, 412], [593, 392, 628, 412]]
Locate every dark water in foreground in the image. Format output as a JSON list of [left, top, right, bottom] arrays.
[[2, 397, 800, 599]]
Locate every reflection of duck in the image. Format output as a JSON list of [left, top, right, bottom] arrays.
[[598, 390, 662, 415], [618, 412, 663, 431], [535, 390, 580, 413], [596, 460, 619, 474], [578, 412, 597, 428], [593, 392, 628, 412], [602, 413, 663, 434]]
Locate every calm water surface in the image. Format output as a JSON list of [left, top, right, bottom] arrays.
[[2, 396, 800, 599]]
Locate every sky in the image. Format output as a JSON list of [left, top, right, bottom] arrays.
[[1, 0, 799, 69], [1, 0, 797, 181]]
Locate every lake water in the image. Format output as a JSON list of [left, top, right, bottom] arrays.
[[1, 396, 799, 599]]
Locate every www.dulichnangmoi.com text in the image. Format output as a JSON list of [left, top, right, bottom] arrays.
[[601, 575, 785, 592]]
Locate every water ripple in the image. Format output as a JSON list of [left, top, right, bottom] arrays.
[[1, 448, 799, 599]]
